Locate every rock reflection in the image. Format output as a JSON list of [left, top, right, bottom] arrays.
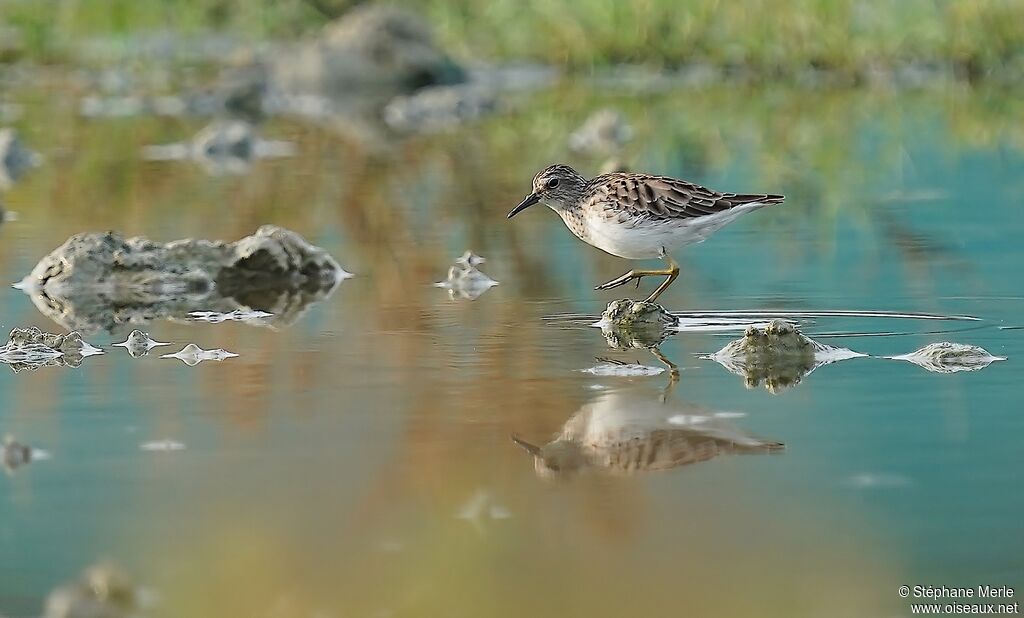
[[44, 562, 153, 618], [186, 309, 274, 324], [142, 120, 294, 175], [580, 359, 665, 377], [3, 434, 49, 474], [704, 320, 865, 393], [512, 386, 782, 479]]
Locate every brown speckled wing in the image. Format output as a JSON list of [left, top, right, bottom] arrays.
[[586, 174, 784, 221]]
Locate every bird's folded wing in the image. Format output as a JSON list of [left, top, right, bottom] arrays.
[[590, 174, 781, 221]]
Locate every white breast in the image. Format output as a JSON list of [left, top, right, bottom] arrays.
[[573, 202, 767, 260]]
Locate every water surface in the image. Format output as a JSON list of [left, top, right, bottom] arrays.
[[1, 79, 1022, 617]]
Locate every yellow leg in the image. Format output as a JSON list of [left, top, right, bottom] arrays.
[[651, 347, 681, 404], [595, 252, 680, 303]]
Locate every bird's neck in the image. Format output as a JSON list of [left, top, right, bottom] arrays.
[[551, 204, 588, 241]]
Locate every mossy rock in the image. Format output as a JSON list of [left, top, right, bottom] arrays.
[[599, 299, 675, 349], [710, 319, 819, 393]]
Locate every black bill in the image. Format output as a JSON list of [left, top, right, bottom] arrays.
[[507, 193, 540, 218]]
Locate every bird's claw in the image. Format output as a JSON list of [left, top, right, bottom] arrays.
[[596, 272, 640, 291]]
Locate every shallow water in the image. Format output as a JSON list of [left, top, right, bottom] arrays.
[[1, 76, 1022, 617]]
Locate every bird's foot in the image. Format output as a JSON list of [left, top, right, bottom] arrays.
[[595, 270, 648, 291]]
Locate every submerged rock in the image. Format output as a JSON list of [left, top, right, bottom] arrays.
[[1, 127, 42, 189], [706, 320, 864, 392], [0, 327, 103, 372], [44, 562, 149, 618], [579, 361, 665, 377], [888, 342, 1006, 373], [111, 329, 169, 358], [161, 343, 238, 366], [568, 108, 633, 155], [17, 225, 350, 333], [139, 439, 186, 452], [3, 434, 36, 473], [512, 387, 782, 479]]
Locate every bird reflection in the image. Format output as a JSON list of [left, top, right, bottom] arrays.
[[511, 384, 783, 480]]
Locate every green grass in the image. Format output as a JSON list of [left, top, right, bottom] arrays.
[[1, 0, 1023, 77], [412, 0, 1024, 76]]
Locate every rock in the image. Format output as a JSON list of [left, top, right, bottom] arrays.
[[192, 120, 255, 160], [2, 435, 33, 473], [454, 250, 485, 269], [44, 563, 145, 618], [142, 121, 294, 175], [706, 320, 864, 392], [7, 327, 99, 357], [599, 299, 675, 329], [270, 5, 465, 97], [17, 225, 350, 333], [511, 387, 782, 479], [888, 342, 1005, 373], [596, 299, 676, 349], [383, 85, 498, 133], [160, 343, 238, 366], [0, 326, 103, 372], [435, 251, 498, 300], [568, 108, 633, 155], [111, 330, 169, 358], [1, 127, 41, 189]]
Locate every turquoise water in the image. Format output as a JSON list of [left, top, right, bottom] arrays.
[[0, 81, 1021, 616]]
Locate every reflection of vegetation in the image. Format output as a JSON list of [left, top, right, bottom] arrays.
[[4, 0, 1024, 78]]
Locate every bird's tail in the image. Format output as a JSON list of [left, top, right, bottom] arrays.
[[732, 193, 785, 207]]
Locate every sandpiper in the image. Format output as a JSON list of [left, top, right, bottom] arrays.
[[508, 164, 784, 302]]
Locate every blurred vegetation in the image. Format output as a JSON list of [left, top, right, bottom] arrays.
[[419, 0, 1024, 76], [2, 0, 1023, 78]]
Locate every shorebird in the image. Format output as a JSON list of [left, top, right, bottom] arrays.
[[508, 164, 784, 302]]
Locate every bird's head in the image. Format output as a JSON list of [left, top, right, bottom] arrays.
[[507, 164, 587, 218], [510, 434, 587, 480]]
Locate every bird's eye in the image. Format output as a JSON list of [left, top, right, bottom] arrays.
[[547, 178, 560, 189]]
